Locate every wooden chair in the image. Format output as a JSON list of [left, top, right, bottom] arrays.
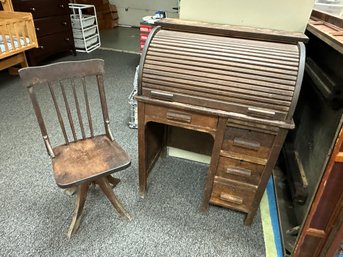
[[19, 59, 131, 238]]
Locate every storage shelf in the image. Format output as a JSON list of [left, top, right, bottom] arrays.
[[69, 3, 101, 53]]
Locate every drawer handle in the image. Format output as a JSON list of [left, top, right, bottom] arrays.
[[35, 27, 40, 31], [219, 193, 243, 205], [62, 21, 67, 26], [226, 166, 252, 177], [30, 7, 36, 11], [150, 90, 173, 101], [39, 45, 44, 49], [166, 111, 192, 123], [233, 137, 261, 151], [248, 107, 275, 118], [59, 4, 65, 8], [65, 37, 70, 41]]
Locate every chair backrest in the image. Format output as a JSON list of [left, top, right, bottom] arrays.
[[19, 59, 114, 158]]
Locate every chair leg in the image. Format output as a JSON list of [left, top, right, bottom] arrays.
[[96, 177, 132, 221], [107, 175, 121, 188], [67, 183, 89, 238]]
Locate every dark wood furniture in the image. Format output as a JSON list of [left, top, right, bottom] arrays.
[[294, 123, 343, 257], [275, 11, 343, 256], [12, 0, 75, 65], [137, 19, 306, 225], [19, 59, 131, 238]]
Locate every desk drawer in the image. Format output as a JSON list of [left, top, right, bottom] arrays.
[[210, 177, 256, 213], [222, 126, 275, 160], [145, 104, 218, 131], [217, 157, 264, 186], [34, 15, 71, 38]]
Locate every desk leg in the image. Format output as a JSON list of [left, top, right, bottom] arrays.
[[138, 103, 166, 198], [138, 102, 147, 198], [201, 117, 227, 212]]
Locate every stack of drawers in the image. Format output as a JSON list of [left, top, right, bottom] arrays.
[[12, 0, 75, 65], [210, 121, 278, 217]]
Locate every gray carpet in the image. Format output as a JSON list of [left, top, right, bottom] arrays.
[[0, 50, 265, 257]]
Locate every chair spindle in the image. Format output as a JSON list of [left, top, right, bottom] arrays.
[[71, 79, 86, 139], [60, 81, 77, 141], [48, 82, 69, 144], [82, 77, 94, 138], [96, 74, 112, 138]]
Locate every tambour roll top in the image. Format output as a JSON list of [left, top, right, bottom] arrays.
[[138, 26, 305, 123]]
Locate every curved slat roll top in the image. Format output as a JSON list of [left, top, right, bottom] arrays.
[[139, 29, 304, 122]]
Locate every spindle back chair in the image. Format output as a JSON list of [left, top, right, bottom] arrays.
[[19, 59, 131, 238]]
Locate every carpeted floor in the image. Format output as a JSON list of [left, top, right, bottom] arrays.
[[0, 49, 265, 257]]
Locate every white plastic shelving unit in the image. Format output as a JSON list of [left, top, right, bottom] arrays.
[[69, 3, 101, 53]]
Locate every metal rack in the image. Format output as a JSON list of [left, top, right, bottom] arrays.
[[69, 3, 101, 53]]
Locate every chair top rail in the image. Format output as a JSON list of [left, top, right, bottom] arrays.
[[19, 59, 105, 88]]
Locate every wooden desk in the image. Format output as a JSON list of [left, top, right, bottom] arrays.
[[137, 96, 293, 225], [136, 19, 305, 225]]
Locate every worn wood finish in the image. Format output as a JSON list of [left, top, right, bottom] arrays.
[[201, 116, 227, 211], [156, 18, 308, 44], [140, 28, 304, 122], [19, 59, 131, 237], [137, 24, 305, 225], [52, 136, 130, 188]]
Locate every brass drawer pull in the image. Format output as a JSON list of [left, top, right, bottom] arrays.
[[226, 166, 252, 177], [248, 107, 275, 118], [233, 137, 261, 151], [150, 90, 174, 101], [166, 111, 192, 123], [219, 193, 243, 205]]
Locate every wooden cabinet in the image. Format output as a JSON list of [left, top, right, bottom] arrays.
[[12, 0, 75, 65]]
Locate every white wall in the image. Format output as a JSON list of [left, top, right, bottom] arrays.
[[180, 0, 315, 33], [110, 0, 179, 27]]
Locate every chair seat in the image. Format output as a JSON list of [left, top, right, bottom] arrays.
[[52, 135, 130, 188]]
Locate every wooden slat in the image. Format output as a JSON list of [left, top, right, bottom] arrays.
[[48, 82, 69, 144], [71, 79, 86, 139], [82, 77, 94, 138], [152, 37, 300, 63], [147, 50, 299, 77], [145, 58, 296, 87], [0, 11, 38, 69], [7, 23, 15, 50], [60, 81, 77, 141], [158, 29, 300, 52], [155, 33, 300, 57], [1, 25, 9, 52], [145, 54, 298, 81], [149, 44, 299, 70], [142, 72, 293, 105], [140, 27, 302, 122], [156, 19, 308, 44], [143, 63, 295, 95], [143, 84, 290, 112]]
